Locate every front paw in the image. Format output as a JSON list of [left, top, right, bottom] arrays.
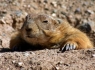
[[60, 43, 77, 52]]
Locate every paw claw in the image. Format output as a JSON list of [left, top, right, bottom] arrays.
[[61, 43, 76, 52], [73, 44, 76, 49], [69, 44, 73, 50], [66, 44, 70, 50]]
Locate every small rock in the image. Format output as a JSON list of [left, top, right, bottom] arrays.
[[52, 9, 57, 13], [12, 60, 16, 63], [18, 62, 23, 66], [82, 2, 89, 6], [82, 19, 88, 23], [92, 54, 95, 57], [75, 14, 81, 21], [87, 21, 95, 32], [44, 0, 48, 3], [51, 1, 57, 7], [15, 10, 22, 17], [23, 5, 27, 7], [44, 5, 49, 10], [66, 14, 76, 26], [0, 54, 3, 57], [61, 11, 67, 15], [13, 1, 20, 6], [1, 14, 13, 25], [64, 63, 69, 66], [77, 23, 91, 33], [7, 68, 10, 70], [61, 5, 66, 10], [56, 67, 60, 70], [78, 20, 95, 33], [30, 52, 35, 55], [27, 5, 31, 8], [20, 67, 26, 70], [52, 13, 56, 17], [85, 10, 94, 15], [75, 8, 81, 14], [23, 52, 30, 57], [90, 2, 94, 6], [0, 19, 6, 24]]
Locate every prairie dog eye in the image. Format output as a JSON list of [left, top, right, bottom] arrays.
[[42, 20, 48, 23]]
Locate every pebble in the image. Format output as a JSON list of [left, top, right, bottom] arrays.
[[51, 1, 57, 7], [52, 9, 57, 13], [20, 68, 26, 70], [87, 21, 95, 32], [78, 23, 91, 33], [27, 5, 31, 8], [82, 2, 89, 6], [52, 13, 56, 17], [61, 5, 66, 10], [61, 11, 67, 16], [15, 10, 22, 17], [78, 19, 95, 33], [12, 60, 16, 63], [7, 68, 10, 70], [56, 67, 60, 70], [44, 5, 49, 10], [66, 14, 76, 24], [75, 8, 81, 14], [18, 62, 23, 66], [44, 0, 48, 3], [23, 52, 30, 57], [81, 19, 88, 23], [0, 54, 3, 57], [23, 5, 27, 7], [30, 52, 35, 55], [90, 2, 94, 6], [86, 10, 94, 15], [0, 19, 6, 24], [13, 1, 20, 6], [92, 54, 95, 57]]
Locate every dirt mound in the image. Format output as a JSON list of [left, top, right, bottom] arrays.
[[0, 49, 95, 70]]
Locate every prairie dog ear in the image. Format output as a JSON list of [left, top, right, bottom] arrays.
[[52, 18, 63, 24], [55, 18, 69, 25], [56, 18, 63, 24]]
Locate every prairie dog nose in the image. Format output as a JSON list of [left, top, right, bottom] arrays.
[[26, 28, 32, 32], [25, 26, 32, 32]]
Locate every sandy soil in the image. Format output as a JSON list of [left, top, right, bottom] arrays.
[[0, 0, 95, 70]]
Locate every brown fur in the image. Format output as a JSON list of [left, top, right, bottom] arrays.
[[10, 14, 93, 51]]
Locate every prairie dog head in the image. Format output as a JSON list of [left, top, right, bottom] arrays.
[[20, 14, 60, 45]]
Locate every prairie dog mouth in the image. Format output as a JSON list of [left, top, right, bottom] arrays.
[[27, 35, 33, 38], [26, 35, 37, 38]]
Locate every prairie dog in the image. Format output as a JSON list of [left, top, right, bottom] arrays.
[[10, 14, 93, 52]]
